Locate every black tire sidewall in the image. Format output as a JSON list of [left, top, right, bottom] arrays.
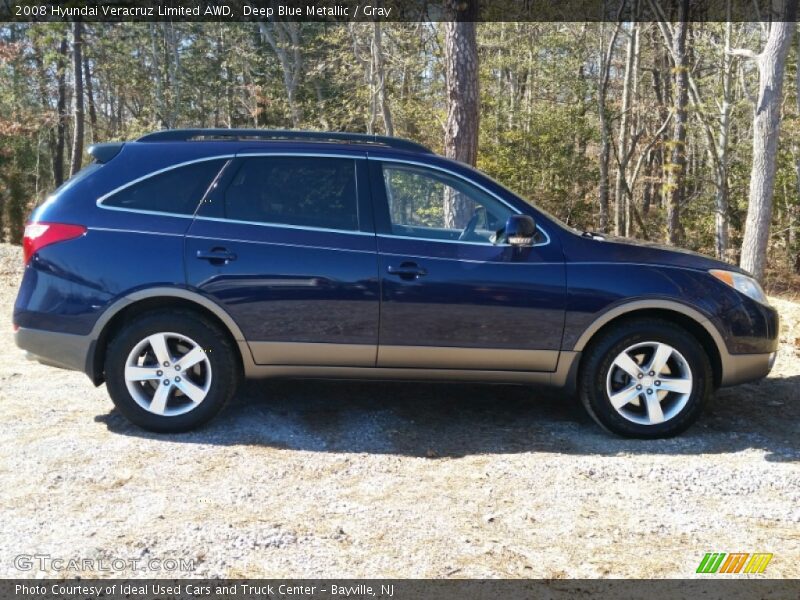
[[105, 312, 239, 433], [580, 320, 712, 438]]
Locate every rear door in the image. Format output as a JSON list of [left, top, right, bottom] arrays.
[[184, 152, 380, 367]]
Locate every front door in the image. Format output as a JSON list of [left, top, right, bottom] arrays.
[[185, 153, 379, 367], [371, 160, 566, 371]]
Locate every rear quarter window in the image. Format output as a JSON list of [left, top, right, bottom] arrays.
[[102, 159, 227, 215]]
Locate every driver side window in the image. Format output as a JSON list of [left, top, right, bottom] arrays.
[[381, 164, 514, 244]]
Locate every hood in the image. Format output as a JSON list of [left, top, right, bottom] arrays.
[[569, 232, 748, 274]]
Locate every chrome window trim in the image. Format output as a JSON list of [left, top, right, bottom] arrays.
[[96, 155, 235, 218], [192, 216, 374, 237], [93, 150, 552, 248], [375, 157, 551, 248]]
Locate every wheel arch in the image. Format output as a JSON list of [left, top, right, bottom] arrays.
[[87, 288, 249, 385], [572, 300, 724, 389]]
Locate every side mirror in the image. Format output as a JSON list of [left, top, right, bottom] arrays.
[[504, 215, 536, 246]]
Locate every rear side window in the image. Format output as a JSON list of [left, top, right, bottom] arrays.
[[223, 156, 358, 231], [102, 159, 227, 215]]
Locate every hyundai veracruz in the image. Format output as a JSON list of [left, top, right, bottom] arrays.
[[13, 129, 779, 437]]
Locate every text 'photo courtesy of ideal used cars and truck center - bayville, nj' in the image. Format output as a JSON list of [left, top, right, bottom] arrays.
[[0, 0, 799, 598]]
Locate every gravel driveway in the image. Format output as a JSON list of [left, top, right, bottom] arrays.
[[0, 243, 797, 578]]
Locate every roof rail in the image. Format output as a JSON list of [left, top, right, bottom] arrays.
[[137, 129, 432, 154]]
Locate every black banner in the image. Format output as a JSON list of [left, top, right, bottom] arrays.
[[0, 0, 794, 22], [3, 580, 800, 600]]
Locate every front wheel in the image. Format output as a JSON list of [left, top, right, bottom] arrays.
[[104, 311, 240, 432], [578, 319, 712, 438]]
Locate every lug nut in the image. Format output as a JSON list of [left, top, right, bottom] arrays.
[[648, 371, 655, 376], [175, 365, 181, 371], [636, 384, 642, 390], [163, 361, 170, 367], [655, 380, 661, 386], [163, 379, 170, 386], [646, 389, 653, 395], [175, 376, 181, 382], [637, 373, 643, 379], [156, 370, 163, 376]]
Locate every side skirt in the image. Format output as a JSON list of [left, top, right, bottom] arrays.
[[241, 347, 580, 388]]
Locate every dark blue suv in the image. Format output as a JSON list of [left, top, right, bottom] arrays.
[[14, 129, 779, 438]]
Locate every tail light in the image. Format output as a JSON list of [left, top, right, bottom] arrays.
[[23, 222, 87, 265]]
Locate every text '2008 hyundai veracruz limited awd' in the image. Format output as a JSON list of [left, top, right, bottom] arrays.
[[13, 129, 779, 438]]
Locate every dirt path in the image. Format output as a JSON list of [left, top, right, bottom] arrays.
[[0, 243, 797, 578]]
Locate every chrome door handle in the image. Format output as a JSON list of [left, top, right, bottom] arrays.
[[387, 262, 427, 280], [196, 248, 237, 265]]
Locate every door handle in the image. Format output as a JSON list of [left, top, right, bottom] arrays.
[[196, 247, 237, 265], [387, 262, 427, 280]]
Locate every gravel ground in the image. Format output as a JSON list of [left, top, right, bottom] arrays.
[[0, 242, 797, 579]]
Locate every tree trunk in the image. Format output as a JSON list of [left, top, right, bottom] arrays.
[[614, 21, 638, 237], [792, 33, 800, 273], [597, 21, 622, 233], [259, 22, 303, 127], [83, 50, 98, 143], [54, 33, 68, 187], [665, 0, 689, 246], [33, 44, 57, 190], [714, 16, 733, 260], [443, 3, 479, 229], [150, 23, 167, 128], [740, 1, 797, 280], [372, 22, 394, 136], [70, 21, 85, 177]]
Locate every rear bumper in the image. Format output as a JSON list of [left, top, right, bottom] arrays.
[[719, 351, 777, 387], [15, 327, 93, 375]]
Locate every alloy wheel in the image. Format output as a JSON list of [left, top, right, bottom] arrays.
[[124, 332, 212, 417], [605, 341, 693, 426]]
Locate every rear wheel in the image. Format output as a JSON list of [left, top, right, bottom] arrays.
[[104, 311, 240, 432], [578, 319, 712, 438]]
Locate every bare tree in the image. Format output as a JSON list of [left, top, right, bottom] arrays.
[[259, 21, 304, 127], [372, 21, 394, 136], [54, 32, 68, 187], [665, 0, 690, 246], [83, 49, 98, 143], [443, 1, 479, 229], [714, 14, 734, 259], [739, 0, 798, 280], [614, 19, 639, 237], [70, 20, 85, 177], [597, 18, 623, 233]]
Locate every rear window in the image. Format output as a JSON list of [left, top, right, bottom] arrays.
[[223, 156, 358, 231], [102, 159, 227, 215]]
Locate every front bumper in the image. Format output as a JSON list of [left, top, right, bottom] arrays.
[[15, 327, 93, 374], [719, 351, 777, 387]]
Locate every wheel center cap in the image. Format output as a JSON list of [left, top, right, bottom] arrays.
[[642, 376, 654, 387]]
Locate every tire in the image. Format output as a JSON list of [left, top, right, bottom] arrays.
[[578, 318, 712, 438], [104, 310, 240, 433]]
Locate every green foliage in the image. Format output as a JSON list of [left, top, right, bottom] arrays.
[[0, 20, 797, 273]]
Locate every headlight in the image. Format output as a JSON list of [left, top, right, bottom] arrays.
[[709, 269, 769, 305]]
